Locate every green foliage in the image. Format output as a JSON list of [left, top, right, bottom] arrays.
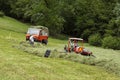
[[0, 11, 4, 17], [102, 36, 120, 50], [0, 0, 11, 15], [81, 29, 91, 41], [88, 33, 102, 46], [52, 34, 68, 40]]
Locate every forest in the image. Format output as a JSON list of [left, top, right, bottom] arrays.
[[0, 0, 120, 49]]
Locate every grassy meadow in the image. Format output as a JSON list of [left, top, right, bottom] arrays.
[[0, 16, 120, 80]]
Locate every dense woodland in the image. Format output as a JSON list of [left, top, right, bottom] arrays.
[[0, 0, 120, 49]]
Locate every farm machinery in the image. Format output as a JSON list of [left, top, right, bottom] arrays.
[[26, 26, 49, 45], [64, 38, 93, 56]]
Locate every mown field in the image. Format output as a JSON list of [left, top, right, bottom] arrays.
[[0, 16, 120, 80]]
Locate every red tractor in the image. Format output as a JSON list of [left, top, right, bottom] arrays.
[[26, 26, 49, 45], [64, 38, 93, 56]]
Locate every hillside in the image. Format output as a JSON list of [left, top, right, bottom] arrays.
[[0, 16, 120, 80]]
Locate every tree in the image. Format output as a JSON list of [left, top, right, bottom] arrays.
[[0, 0, 118, 39]]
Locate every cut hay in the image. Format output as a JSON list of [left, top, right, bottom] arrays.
[[13, 41, 120, 77]]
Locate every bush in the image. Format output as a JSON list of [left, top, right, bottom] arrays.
[[88, 33, 102, 46], [102, 36, 120, 50], [52, 34, 68, 40], [82, 29, 91, 41], [0, 11, 5, 17]]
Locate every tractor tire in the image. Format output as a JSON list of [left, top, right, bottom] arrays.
[[42, 40, 48, 45], [26, 38, 29, 41], [45, 40, 48, 45], [64, 45, 68, 52], [33, 38, 37, 42]]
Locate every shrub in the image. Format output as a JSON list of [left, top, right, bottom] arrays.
[[82, 29, 91, 41], [102, 36, 120, 50], [53, 34, 68, 40], [88, 33, 102, 46], [0, 11, 5, 17]]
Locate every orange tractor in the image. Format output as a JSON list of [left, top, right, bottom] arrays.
[[26, 26, 49, 44], [64, 38, 93, 56]]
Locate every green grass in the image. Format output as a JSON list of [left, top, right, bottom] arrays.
[[0, 16, 29, 33], [0, 16, 120, 80]]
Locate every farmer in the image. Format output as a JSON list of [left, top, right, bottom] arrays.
[[74, 40, 78, 47], [29, 35, 34, 46]]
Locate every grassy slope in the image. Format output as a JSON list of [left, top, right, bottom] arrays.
[[0, 16, 119, 80]]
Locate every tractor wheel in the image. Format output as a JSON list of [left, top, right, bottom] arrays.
[[64, 45, 71, 52], [26, 37, 29, 41], [64, 45, 67, 52], [42, 40, 48, 45], [44, 40, 48, 45], [88, 54, 91, 56], [33, 38, 37, 42]]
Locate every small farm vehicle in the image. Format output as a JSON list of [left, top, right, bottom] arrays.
[[64, 38, 93, 56], [26, 26, 49, 44]]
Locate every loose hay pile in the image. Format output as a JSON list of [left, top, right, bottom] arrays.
[[13, 41, 46, 57], [13, 41, 120, 77]]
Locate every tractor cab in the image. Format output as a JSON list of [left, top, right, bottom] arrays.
[[26, 26, 49, 44], [64, 38, 92, 56]]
